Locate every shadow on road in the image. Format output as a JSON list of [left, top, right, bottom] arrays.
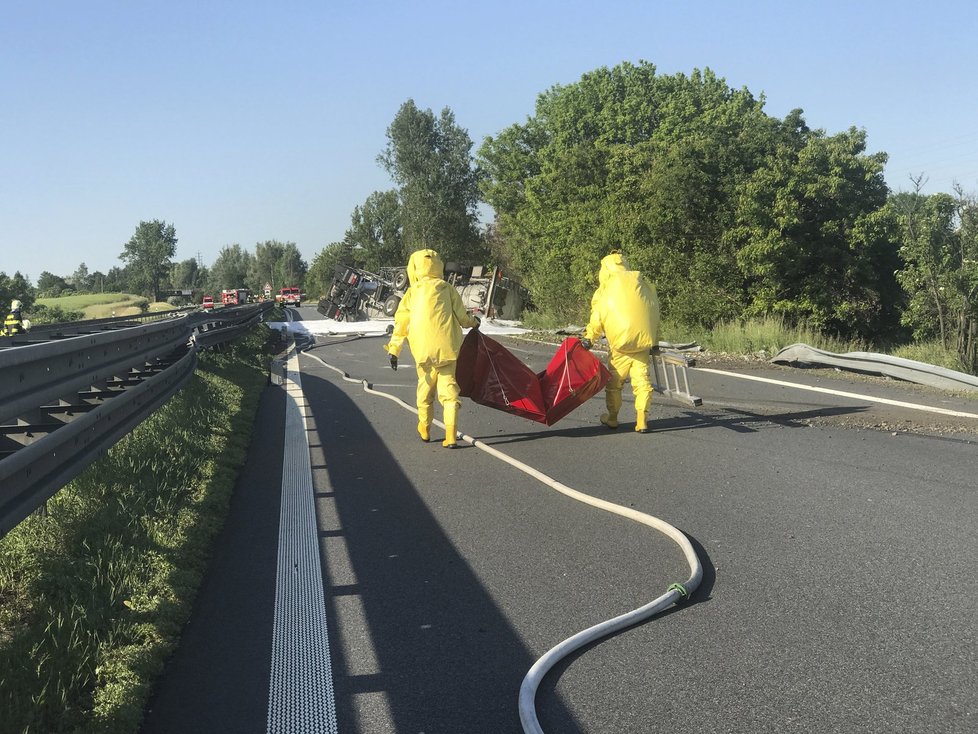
[[485, 404, 868, 445], [300, 372, 578, 733]]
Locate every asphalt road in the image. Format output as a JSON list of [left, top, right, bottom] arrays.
[[143, 306, 978, 734]]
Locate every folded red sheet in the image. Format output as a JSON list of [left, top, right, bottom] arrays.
[[457, 331, 610, 426], [456, 329, 547, 422]]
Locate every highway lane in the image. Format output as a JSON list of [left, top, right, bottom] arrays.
[[144, 307, 978, 733]]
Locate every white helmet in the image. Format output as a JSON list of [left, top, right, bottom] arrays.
[[11, 299, 22, 310], [21, 319, 31, 331]]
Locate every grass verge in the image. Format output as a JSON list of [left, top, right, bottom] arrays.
[[33, 293, 179, 319], [518, 312, 973, 375], [0, 326, 278, 733]]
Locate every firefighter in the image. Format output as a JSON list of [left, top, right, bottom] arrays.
[[3, 299, 29, 336], [385, 249, 480, 447], [580, 253, 660, 433]]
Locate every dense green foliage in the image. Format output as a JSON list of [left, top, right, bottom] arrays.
[[306, 241, 354, 298], [345, 190, 404, 271], [891, 183, 978, 371], [478, 61, 904, 342], [0, 271, 35, 312], [0, 326, 274, 733]]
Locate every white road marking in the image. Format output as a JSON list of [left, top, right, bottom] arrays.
[[697, 367, 978, 419]]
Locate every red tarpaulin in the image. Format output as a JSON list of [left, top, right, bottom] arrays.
[[456, 331, 610, 426], [538, 336, 611, 425]]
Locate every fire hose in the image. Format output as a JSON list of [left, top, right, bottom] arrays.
[[300, 338, 702, 732]]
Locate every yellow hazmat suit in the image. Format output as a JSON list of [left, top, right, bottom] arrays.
[[582, 253, 660, 433], [385, 249, 480, 447]]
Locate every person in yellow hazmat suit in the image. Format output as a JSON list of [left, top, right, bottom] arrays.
[[580, 252, 660, 433], [384, 249, 480, 448]]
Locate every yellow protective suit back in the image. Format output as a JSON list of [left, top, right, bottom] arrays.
[[587, 253, 660, 353], [387, 249, 477, 363]]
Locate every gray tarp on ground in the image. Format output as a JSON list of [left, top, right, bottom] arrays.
[[771, 343, 978, 393]]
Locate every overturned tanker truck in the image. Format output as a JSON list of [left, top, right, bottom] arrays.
[[318, 263, 530, 322]]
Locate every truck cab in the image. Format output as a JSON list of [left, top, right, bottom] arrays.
[[279, 286, 301, 307]]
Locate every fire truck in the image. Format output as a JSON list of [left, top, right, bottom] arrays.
[[277, 286, 302, 307], [221, 288, 249, 306]]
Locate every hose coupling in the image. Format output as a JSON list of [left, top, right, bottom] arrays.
[[668, 582, 689, 601]]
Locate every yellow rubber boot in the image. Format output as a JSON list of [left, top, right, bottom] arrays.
[[442, 402, 459, 448], [601, 390, 621, 430], [417, 404, 432, 442], [635, 393, 649, 433]]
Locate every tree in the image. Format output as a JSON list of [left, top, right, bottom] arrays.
[[345, 190, 403, 270], [170, 258, 208, 291], [208, 244, 253, 292], [729, 126, 902, 340], [954, 189, 978, 370], [306, 241, 356, 299], [379, 100, 486, 265], [36, 271, 70, 297], [120, 220, 177, 301], [89, 271, 107, 293], [478, 61, 902, 335], [892, 181, 978, 370], [70, 262, 92, 292], [478, 62, 779, 323], [247, 240, 307, 294], [0, 272, 36, 311], [103, 266, 131, 293]]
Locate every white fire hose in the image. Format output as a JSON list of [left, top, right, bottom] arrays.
[[301, 341, 702, 732]]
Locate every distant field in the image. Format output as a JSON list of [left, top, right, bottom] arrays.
[[35, 293, 175, 319]]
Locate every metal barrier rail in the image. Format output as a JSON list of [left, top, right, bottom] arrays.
[[0, 302, 273, 538], [0, 347, 197, 537], [0, 317, 194, 425]]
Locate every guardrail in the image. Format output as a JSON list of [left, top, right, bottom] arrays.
[[0, 302, 273, 537], [770, 343, 978, 393]]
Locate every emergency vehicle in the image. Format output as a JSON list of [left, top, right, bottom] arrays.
[[221, 288, 249, 306], [278, 286, 301, 307]]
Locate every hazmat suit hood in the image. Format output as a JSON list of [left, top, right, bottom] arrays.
[[407, 249, 445, 286], [598, 253, 628, 287]]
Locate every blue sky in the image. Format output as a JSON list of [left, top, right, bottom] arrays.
[[3, 0, 977, 281]]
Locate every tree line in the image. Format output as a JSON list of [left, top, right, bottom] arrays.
[[5, 61, 976, 371], [316, 62, 976, 371], [4, 227, 309, 309]]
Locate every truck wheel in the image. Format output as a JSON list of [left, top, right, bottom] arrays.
[[393, 269, 408, 290], [383, 294, 401, 317]]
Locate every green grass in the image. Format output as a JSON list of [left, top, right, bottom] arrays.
[[674, 316, 870, 357], [891, 338, 967, 372], [0, 326, 276, 733], [35, 293, 152, 319], [519, 311, 973, 375]]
